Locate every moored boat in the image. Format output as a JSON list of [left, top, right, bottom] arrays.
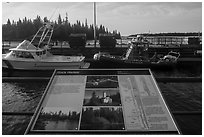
[[93, 35, 180, 68], [2, 22, 86, 70]]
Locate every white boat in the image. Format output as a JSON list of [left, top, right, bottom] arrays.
[[2, 22, 86, 70]]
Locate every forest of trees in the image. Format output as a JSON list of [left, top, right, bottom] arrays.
[[2, 13, 121, 41], [80, 107, 124, 130]]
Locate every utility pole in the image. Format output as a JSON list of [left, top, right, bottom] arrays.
[[94, 2, 97, 48]]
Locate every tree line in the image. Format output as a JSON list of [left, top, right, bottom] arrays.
[[40, 110, 80, 121], [2, 13, 121, 41], [129, 32, 202, 37]]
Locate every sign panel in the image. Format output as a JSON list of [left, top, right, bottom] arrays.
[[25, 69, 180, 134]]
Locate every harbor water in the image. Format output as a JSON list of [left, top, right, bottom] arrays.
[[2, 64, 202, 135]]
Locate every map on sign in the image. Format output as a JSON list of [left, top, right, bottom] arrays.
[[26, 69, 179, 134]]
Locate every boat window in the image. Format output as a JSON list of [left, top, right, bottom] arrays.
[[36, 52, 42, 56], [24, 52, 34, 59], [14, 51, 34, 59], [11, 51, 16, 57], [43, 50, 46, 54], [16, 51, 23, 58]]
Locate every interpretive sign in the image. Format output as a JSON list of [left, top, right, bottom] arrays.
[[25, 69, 180, 134]]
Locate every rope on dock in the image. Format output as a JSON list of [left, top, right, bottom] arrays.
[[2, 77, 202, 83]]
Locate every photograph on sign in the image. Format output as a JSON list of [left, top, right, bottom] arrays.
[[86, 76, 119, 88], [83, 89, 122, 106], [80, 107, 125, 130], [33, 107, 80, 130]]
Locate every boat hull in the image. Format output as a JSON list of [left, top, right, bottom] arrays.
[[2, 59, 85, 70], [90, 56, 176, 69]]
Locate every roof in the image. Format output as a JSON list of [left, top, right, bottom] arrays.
[[9, 40, 44, 52]]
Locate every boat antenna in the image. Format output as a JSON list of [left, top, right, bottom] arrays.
[[49, 8, 58, 21], [93, 2, 97, 48]]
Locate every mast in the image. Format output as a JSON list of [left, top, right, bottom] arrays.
[[93, 2, 97, 48]]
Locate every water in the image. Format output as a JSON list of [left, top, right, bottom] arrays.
[[2, 82, 47, 112], [2, 66, 202, 135]]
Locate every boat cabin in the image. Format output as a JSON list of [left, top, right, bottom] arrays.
[[5, 40, 49, 60], [11, 50, 34, 59], [9, 49, 47, 59], [124, 40, 149, 60]]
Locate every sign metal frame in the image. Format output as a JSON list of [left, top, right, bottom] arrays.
[[25, 69, 180, 135]]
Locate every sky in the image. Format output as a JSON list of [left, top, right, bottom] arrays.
[[2, 1, 202, 36]]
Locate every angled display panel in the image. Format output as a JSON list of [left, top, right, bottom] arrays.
[[25, 69, 180, 134]]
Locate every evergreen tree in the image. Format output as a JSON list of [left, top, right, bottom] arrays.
[[65, 12, 68, 24], [58, 14, 62, 25], [7, 19, 11, 25]]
